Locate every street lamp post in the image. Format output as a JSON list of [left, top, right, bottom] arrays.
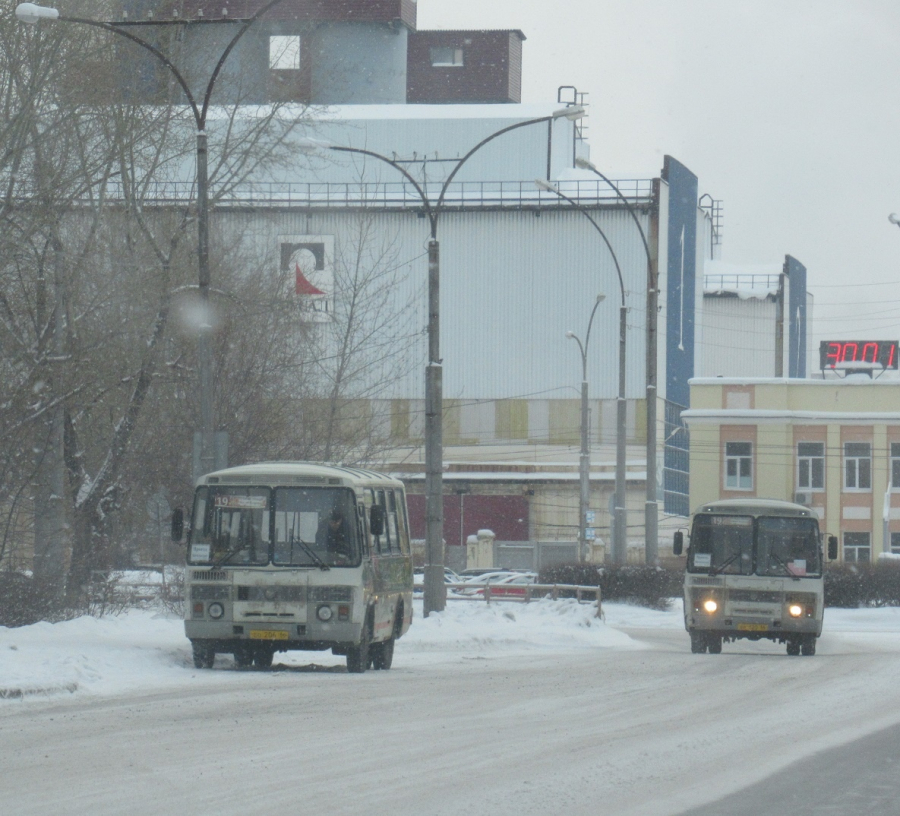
[[536, 179, 628, 565], [17, 1, 287, 481], [314, 106, 584, 615], [566, 294, 605, 562], [575, 157, 659, 565]]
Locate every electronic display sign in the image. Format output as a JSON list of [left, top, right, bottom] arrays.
[[819, 341, 899, 370]]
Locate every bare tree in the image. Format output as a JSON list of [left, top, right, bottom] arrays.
[[295, 214, 422, 464], [0, 12, 315, 608]]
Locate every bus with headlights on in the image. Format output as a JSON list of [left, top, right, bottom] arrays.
[[172, 462, 413, 673], [673, 498, 837, 656]]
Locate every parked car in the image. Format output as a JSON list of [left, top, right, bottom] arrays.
[[413, 567, 462, 595], [453, 571, 536, 597], [459, 567, 531, 578], [468, 572, 538, 598]]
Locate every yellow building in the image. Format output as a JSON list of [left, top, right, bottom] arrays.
[[683, 377, 900, 562]]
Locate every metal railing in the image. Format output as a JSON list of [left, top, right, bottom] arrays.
[[86, 178, 655, 209], [704, 273, 780, 292]]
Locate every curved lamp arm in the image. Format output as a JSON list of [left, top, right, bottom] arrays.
[[15, 0, 287, 130], [575, 157, 652, 267], [436, 106, 585, 218], [535, 179, 626, 306], [329, 145, 435, 232]]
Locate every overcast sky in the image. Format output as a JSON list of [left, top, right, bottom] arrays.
[[418, 0, 900, 351]]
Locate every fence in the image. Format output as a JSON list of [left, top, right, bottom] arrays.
[[91, 178, 656, 210]]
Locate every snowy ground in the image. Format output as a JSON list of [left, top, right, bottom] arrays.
[[6, 599, 900, 816], [3, 597, 900, 700], [0, 597, 644, 699]]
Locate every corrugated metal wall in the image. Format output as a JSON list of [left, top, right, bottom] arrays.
[[277, 106, 576, 184], [698, 296, 777, 377], [216, 204, 653, 401]]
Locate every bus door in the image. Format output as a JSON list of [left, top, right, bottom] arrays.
[[367, 488, 401, 638]]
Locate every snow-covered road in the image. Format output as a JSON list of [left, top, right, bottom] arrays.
[[4, 600, 900, 815]]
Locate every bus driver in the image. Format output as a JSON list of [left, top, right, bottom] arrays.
[[316, 508, 352, 559]]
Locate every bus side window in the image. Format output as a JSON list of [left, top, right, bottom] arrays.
[[387, 490, 401, 553], [356, 502, 369, 554], [396, 490, 411, 555], [375, 490, 392, 554], [365, 489, 387, 554], [364, 489, 376, 552]]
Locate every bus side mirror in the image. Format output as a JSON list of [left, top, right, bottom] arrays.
[[369, 505, 385, 537], [171, 508, 184, 542], [827, 535, 838, 561], [673, 530, 684, 556]]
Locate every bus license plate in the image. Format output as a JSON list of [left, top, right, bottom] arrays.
[[249, 630, 289, 640], [737, 623, 769, 632]]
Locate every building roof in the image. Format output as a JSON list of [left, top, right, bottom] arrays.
[[166, 1, 418, 28], [415, 28, 527, 41]]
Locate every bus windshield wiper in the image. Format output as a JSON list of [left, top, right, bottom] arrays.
[[710, 551, 742, 575], [213, 539, 246, 568], [767, 550, 801, 580], [290, 531, 330, 571]]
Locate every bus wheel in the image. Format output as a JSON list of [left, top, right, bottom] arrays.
[[254, 646, 274, 669], [786, 639, 801, 656], [707, 636, 723, 654], [233, 644, 254, 668], [371, 638, 395, 670], [800, 635, 817, 656], [192, 640, 215, 669], [690, 632, 708, 653], [372, 607, 402, 670], [346, 624, 370, 674]]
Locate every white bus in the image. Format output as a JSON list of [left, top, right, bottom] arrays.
[[673, 498, 837, 656], [172, 462, 413, 673]]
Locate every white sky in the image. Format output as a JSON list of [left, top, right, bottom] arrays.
[[417, 0, 900, 350]]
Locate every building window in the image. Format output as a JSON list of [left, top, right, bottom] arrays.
[[891, 531, 900, 555], [797, 442, 825, 490], [892, 443, 900, 489], [725, 442, 753, 490], [269, 35, 301, 70], [844, 442, 872, 490], [843, 532, 871, 563], [430, 47, 464, 67]]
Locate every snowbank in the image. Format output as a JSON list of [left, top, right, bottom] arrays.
[[2, 599, 900, 703]]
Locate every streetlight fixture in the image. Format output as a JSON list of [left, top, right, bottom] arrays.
[[565, 293, 605, 561], [308, 105, 584, 615], [575, 156, 659, 565], [536, 178, 628, 565], [889, 213, 900, 228], [17, 1, 287, 481]]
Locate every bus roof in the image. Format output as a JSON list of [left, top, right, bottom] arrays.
[[197, 461, 405, 490], [693, 498, 813, 518]]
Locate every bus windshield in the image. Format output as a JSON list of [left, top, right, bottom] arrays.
[[188, 486, 361, 567], [272, 487, 360, 567], [690, 515, 754, 575], [757, 516, 821, 577], [688, 513, 821, 577]]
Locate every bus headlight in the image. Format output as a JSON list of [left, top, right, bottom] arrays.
[[703, 599, 718, 614], [208, 602, 225, 619], [788, 603, 804, 618], [317, 604, 334, 622]]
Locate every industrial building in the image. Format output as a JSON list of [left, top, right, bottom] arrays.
[[86, 1, 815, 566]]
